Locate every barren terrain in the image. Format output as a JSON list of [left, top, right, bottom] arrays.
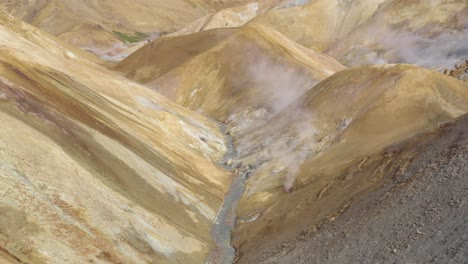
[[0, 0, 466, 263]]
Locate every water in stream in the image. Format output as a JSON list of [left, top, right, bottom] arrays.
[[210, 172, 247, 264], [206, 123, 248, 264]]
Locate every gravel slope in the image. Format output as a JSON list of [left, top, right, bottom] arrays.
[[241, 114, 468, 264]]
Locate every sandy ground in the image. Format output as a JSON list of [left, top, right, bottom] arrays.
[[240, 114, 468, 264]]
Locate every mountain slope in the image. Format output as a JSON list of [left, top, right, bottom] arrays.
[[1, 1, 468, 264], [247, 0, 386, 51], [248, 0, 467, 69], [241, 113, 468, 263], [166, 3, 260, 38], [226, 64, 468, 261], [124, 25, 346, 121], [0, 10, 101, 64], [0, 0, 304, 61], [0, 0, 231, 60], [115, 28, 237, 85], [326, 0, 468, 69], [159, 0, 321, 38], [0, 11, 231, 264]]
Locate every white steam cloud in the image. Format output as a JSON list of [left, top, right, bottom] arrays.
[[336, 12, 468, 70], [350, 29, 468, 70], [226, 57, 319, 192]]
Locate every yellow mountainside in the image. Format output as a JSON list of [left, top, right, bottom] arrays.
[[248, 0, 467, 68], [1, 1, 468, 263], [197, 0, 309, 11], [0, 0, 220, 60], [163, 0, 309, 38], [0, 0, 298, 60], [166, 2, 260, 37], [0, 249, 21, 264], [228, 64, 468, 260], [0, 10, 101, 64], [0, 11, 231, 264], [116, 28, 237, 85], [326, 0, 468, 68], [247, 0, 386, 51], [136, 25, 346, 120]]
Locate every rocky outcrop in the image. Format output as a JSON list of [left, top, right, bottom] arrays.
[[444, 60, 468, 82]]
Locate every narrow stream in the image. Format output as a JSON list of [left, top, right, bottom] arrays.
[[210, 171, 247, 264], [206, 124, 247, 264]]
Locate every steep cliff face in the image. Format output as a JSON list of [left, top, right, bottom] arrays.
[[0, 11, 231, 264]]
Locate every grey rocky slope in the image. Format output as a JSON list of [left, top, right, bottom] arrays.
[[239, 113, 468, 264]]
